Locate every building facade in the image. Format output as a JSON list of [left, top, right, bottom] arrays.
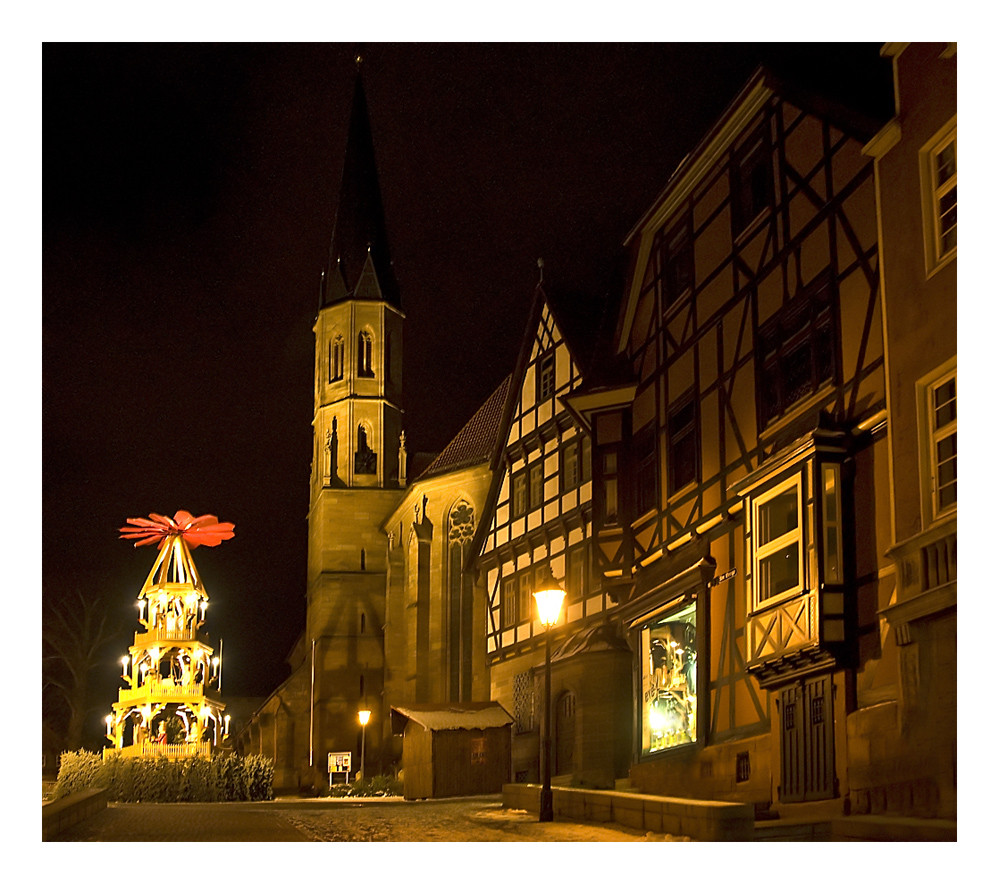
[[563, 50, 954, 819], [855, 41, 957, 817], [474, 284, 633, 789]]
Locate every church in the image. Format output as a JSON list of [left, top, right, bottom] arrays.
[[238, 69, 516, 791]]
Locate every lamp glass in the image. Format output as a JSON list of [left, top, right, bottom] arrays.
[[358, 709, 371, 726], [534, 588, 566, 627]]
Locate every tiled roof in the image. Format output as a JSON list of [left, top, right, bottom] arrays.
[[416, 374, 512, 480]]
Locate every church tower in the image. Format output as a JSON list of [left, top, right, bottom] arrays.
[[306, 64, 404, 784]]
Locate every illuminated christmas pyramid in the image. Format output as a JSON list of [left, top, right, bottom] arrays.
[[104, 511, 234, 759]]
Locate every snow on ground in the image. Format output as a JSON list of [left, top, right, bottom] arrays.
[[274, 795, 692, 842]]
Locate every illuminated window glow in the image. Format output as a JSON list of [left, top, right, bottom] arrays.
[[640, 602, 697, 753]]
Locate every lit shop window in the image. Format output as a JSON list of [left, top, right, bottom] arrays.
[[640, 602, 697, 753]]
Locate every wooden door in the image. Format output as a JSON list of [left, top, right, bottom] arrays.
[[555, 691, 576, 776], [779, 675, 835, 802]]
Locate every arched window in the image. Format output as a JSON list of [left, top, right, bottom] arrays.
[[355, 424, 377, 474], [358, 331, 374, 377], [329, 335, 344, 382], [447, 500, 475, 701]]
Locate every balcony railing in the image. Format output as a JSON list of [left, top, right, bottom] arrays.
[[115, 680, 209, 705], [921, 531, 957, 592], [136, 625, 201, 643], [104, 741, 213, 760]]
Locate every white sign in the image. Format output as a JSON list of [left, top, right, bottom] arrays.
[[329, 751, 352, 773]]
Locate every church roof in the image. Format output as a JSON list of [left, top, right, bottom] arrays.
[[321, 69, 400, 309], [415, 374, 513, 480]]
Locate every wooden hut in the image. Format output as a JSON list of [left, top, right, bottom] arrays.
[[391, 703, 513, 800]]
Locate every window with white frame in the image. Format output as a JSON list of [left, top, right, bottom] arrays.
[[921, 122, 957, 271], [928, 371, 957, 517], [751, 473, 804, 607]]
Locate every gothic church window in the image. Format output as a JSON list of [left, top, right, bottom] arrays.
[[358, 331, 374, 377], [355, 425, 377, 474], [329, 335, 345, 383]]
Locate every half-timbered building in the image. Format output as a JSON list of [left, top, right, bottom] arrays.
[[473, 283, 633, 788], [570, 64, 896, 812]]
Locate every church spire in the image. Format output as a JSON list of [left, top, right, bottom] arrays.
[[322, 65, 399, 310]]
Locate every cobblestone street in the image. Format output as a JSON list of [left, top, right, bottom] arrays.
[[51, 795, 688, 842]]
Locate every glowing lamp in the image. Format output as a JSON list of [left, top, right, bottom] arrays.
[[534, 588, 567, 627], [358, 709, 371, 780], [533, 565, 566, 823]]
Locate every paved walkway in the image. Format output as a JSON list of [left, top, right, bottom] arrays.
[[49, 796, 678, 842]]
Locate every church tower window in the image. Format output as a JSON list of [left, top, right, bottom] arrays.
[[329, 335, 345, 383], [355, 425, 377, 474], [358, 331, 374, 377]]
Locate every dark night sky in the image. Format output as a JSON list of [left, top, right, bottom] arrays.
[[41, 42, 893, 726]]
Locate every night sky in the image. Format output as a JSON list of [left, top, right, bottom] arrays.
[[42, 43, 892, 739]]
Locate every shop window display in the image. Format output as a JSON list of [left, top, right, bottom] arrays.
[[640, 602, 697, 753]]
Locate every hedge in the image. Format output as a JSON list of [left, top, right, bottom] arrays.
[[328, 775, 403, 798], [52, 750, 274, 803]]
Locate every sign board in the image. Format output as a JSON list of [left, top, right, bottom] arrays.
[[328, 752, 352, 773], [708, 568, 736, 588]]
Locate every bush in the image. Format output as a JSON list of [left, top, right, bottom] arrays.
[[328, 774, 402, 798], [51, 751, 274, 803]]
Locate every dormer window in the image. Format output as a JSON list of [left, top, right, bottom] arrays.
[[358, 331, 374, 377]]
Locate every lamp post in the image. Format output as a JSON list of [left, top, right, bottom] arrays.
[[358, 709, 371, 781], [534, 573, 566, 823]]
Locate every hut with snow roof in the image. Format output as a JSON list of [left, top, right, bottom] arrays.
[[391, 702, 513, 800]]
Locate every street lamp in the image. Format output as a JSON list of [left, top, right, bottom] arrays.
[[534, 570, 566, 823], [358, 709, 371, 781]]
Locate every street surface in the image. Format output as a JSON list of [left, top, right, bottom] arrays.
[[50, 794, 690, 842]]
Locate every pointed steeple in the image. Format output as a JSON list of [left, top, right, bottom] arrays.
[[322, 64, 400, 309]]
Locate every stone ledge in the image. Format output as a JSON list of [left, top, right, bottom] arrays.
[[502, 783, 753, 841], [42, 788, 109, 841]]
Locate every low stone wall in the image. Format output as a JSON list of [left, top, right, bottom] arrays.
[[42, 788, 108, 841], [502, 783, 753, 841]]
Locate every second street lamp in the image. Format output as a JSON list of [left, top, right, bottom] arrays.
[[358, 708, 371, 781], [534, 572, 566, 823]]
